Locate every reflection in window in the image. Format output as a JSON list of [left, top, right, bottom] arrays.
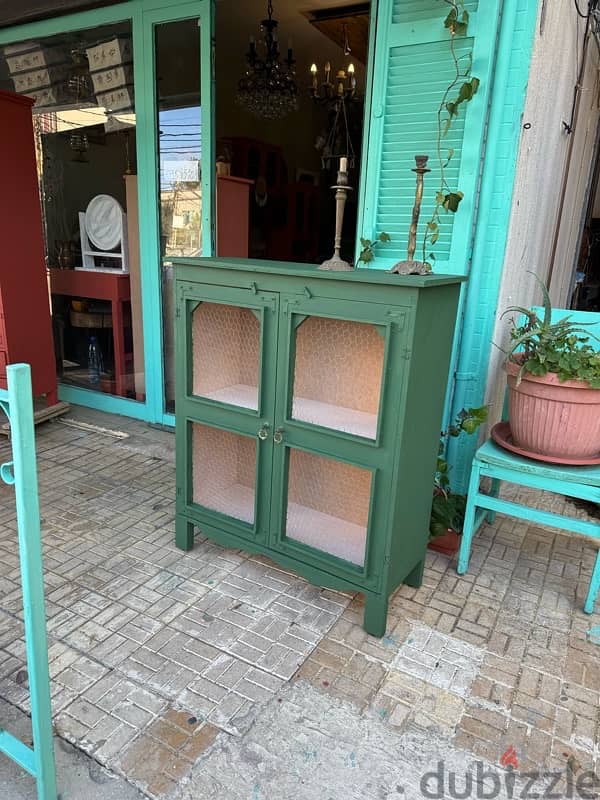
[[156, 18, 202, 414], [0, 25, 145, 401]]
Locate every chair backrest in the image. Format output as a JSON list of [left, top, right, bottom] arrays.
[[530, 306, 600, 350]]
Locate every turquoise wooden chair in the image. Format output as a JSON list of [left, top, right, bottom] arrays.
[[457, 308, 600, 614]]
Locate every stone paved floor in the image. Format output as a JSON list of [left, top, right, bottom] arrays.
[[0, 407, 599, 799]]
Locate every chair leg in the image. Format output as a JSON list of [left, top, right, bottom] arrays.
[[457, 459, 482, 576], [486, 478, 501, 524], [584, 546, 600, 615]]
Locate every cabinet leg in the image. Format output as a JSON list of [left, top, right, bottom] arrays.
[[404, 558, 425, 588], [363, 592, 389, 637], [176, 515, 195, 551]]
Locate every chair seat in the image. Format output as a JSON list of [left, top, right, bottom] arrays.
[[476, 439, 600, 487]]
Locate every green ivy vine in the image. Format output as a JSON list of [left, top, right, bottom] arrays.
[[422, 0, 480, 266]]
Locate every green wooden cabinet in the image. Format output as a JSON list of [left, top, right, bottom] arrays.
[[174, 258, 465, 636]]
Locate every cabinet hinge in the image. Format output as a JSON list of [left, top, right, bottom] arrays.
[[175, 305, 181, 319], [176, 486, 182, 497], [283, 299, 299, 315], [401, 347, 412, 361]]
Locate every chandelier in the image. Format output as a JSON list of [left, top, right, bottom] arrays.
[[236, 0, 299, 120], [310, 23, 360, 169], [309, 24, 358, 103], [310, 61, 357, 103]]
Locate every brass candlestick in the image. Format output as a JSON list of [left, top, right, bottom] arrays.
[[390, 154, 431, 275], [319, 164, 353, 271]]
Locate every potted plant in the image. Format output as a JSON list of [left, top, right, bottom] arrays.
[[502, 277, 600, 462], [428, 405, 488, 554]]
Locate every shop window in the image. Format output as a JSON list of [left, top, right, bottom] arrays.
[[0, 23, 145, 402]]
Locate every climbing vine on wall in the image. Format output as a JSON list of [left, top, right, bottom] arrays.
[[422, 0, 480, 265]]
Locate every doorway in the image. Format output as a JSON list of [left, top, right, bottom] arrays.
[[215, 0, 371, 266]]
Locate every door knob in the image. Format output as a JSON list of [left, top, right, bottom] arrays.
[[257, 423, 270, 441], [273, 427, 284, 444]]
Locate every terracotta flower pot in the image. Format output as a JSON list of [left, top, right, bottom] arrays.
[[504, 361, 600, 460], [427, 529, 461, 556]]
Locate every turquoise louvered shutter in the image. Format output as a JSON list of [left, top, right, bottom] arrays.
[[358, 0, 501, 273]]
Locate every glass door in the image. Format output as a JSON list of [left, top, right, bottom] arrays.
[[177, 283, 278, 540], [154, 17, 204, 415], [270, 294, 406, 579]]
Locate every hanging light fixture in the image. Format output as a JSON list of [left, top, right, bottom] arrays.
[[310, 23, 360, 170], [309, 24, 358, 104], [236, 0, 299, 120]]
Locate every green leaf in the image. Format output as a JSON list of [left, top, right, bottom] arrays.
[[444, 8, 457, 30], [444, 191, 464, 212], [379, 232, 391, 242], [461, 418, 479, 435]]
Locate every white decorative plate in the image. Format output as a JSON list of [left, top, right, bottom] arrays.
[[85, 194, 123, 251]]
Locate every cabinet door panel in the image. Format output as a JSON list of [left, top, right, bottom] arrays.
[[192, 422, 257, 525], [291, 316, 384, 440], [191, 299, 261, 411], [270, 443, 385, 586], [176, 282, 278, 542], [279, 295, 406, 447], [286, 448, 372, 567]]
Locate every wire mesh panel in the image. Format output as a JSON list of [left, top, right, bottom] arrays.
[[291, 316, 384, 439], [192, 302, 260, 410], [192, 423, 257, 524], [285, 448, 372, 566]]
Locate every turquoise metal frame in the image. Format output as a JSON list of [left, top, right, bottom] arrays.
[[0, 0, 214, 427], [0, 364, 57, 800]]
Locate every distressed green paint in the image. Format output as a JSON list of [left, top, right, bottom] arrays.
[[174, 257, 464, 636], [0, 365, 57, 800]]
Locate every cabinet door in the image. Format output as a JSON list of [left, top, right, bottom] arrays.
[[269, 294, 409, 584], [176, 282, 278, 541]]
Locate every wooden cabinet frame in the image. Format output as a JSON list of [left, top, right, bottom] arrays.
[[175, 257, 464, 636]]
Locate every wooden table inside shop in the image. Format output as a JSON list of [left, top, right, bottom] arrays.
[[49, 268, 132, 398]]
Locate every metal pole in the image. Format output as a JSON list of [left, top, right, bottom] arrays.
[[7, 364, 57, 800]]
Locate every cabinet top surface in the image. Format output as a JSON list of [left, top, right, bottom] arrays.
[[171, 257, 467, 288]]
